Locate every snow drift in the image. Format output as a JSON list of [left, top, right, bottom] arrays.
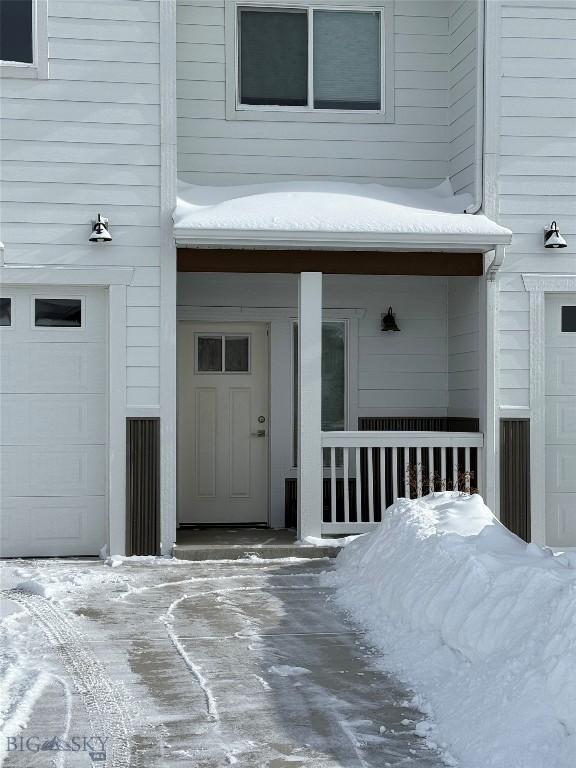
[[174, 178, 512, 241], [327, 492, 576, 768]]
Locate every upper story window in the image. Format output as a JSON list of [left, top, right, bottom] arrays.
[[0, 0, 48, 78], [226, 2, 394, 123]]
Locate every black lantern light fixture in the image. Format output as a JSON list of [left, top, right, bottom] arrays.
[[381, 306, 400, 332], [89, 213, 112, 243], [544, 221, 567, 249]]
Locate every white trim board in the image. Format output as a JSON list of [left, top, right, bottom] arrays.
[[522, 274, 576, 545], [177, 306, 366, 322], [159, 0, 178, 556], [174, 230, 512, 252]]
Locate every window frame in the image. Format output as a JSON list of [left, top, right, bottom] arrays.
[[194, 332, 252, 375], [1, 0, 48, 79], [226, 0, 394, 124], [32, 295, 85, 330]]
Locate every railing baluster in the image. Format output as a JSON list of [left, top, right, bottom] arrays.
[[330, 447, 336, 523], [475, 448, 481, 495], [404, 448, 411, 499], [464, 447, 471, 493], [416, 447, 423, 497], [379, 447, 386, 513], [452, 447, 459, 491], [441, 447, 447, 491], [392, 447, 398, 502], [356, 447, 362, 522], [343, 448, 350, 523], [428, 446, 434, 494], [367, 448, 374, 522]]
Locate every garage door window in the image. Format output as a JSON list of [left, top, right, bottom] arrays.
[[561, 306, 576, 333], [35, 298, 82, 327], [0, 298, 11, 326]]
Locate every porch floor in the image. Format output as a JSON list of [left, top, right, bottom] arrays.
[[174, 527, 340, 561]]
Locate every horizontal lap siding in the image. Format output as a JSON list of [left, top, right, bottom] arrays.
[[448, 277, 479, 417], [178, 273, 450, 417], [448, 0, 477, 195], [497, 1, 576, 411], [0, 2, 162, 408], [176, 1, 452, 186]]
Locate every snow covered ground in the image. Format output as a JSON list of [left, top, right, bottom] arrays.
[[326, 492, 576, 768], [0, 557, 444, 767]]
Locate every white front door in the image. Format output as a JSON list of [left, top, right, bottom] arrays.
[[0, 286, 108, 557], [545, 294, 576, 546], [178, 323, 269, 524]]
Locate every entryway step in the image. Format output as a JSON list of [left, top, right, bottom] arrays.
[[172, 544, 340, 561]]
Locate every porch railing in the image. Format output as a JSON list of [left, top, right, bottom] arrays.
[[320, 431, 484, 534]]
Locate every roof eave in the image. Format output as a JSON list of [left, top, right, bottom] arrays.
[[173, 228, 512, 253]]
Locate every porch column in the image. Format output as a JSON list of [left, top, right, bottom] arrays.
[[298, 272, 323, 540]]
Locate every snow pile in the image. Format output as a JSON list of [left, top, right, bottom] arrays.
[[326, 492, 576, 768], [174, 179, 512, 240]]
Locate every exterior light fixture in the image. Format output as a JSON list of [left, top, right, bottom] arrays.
[[89, 214, 112, 243], [381, 307, 400, 332], [544, 221, 567, 249]]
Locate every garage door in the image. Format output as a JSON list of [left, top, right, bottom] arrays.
[[545, 294, 576, 547], [0, 287, 108, 557]]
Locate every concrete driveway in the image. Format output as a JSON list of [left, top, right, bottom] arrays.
[[1, 558, 446, 767]]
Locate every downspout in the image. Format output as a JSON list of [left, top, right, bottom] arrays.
[[464, 0, 485, 214]]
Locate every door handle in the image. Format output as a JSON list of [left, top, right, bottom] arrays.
[[251, 429, 266, 437]]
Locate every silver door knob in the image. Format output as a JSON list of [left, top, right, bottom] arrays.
[[251, 429, 266, 437]]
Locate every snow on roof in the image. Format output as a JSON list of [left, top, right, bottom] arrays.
[[173, 179, 512, 249]]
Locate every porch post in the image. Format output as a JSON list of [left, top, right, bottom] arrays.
[[298, 272, 323, 540]]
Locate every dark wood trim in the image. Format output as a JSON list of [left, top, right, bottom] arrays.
[[178, 248, 484, 276], [500, 419, 531, 542]]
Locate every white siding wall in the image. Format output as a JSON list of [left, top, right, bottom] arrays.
[[177, 0, 458, 187], [0, 0, 162, 409], [496, 0, 576, 410], [448, 0, 477, 194], [177, 273, 451, 418], [448, 277, 479, 417]]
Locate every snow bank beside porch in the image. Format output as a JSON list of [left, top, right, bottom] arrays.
[[326, 492, 576, 768]]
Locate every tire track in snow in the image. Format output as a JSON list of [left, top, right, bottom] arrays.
[[4, 590, 132, 768]]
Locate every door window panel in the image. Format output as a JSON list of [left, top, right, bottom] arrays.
[[34, 298, 82, 327], [225, 336, 250, 372], [197, 336, 223, 372]]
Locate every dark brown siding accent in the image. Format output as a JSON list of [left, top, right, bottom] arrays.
[[127, 418, 160, 556], [500, 419, 531, 542], [178, 248, 484, 276]]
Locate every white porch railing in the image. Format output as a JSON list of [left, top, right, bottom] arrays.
[[320, 431, 484, 534]]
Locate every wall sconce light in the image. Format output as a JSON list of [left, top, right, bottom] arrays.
[[89, 214, 112, 243], [381, 307, 400, 332], [544, 221, 567, 249]]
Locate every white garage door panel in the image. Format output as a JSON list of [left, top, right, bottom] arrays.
[[546, 445, 576, 492], [1, 395, 106, 445], [545, 348, 576, 396], [1, 343, 106, 394], [545, 398, 576, 443], [3, 445, 106, 497], [0, 497, 107, 558], [546, 494, 576, 548], [0, 286, 108, 557]]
